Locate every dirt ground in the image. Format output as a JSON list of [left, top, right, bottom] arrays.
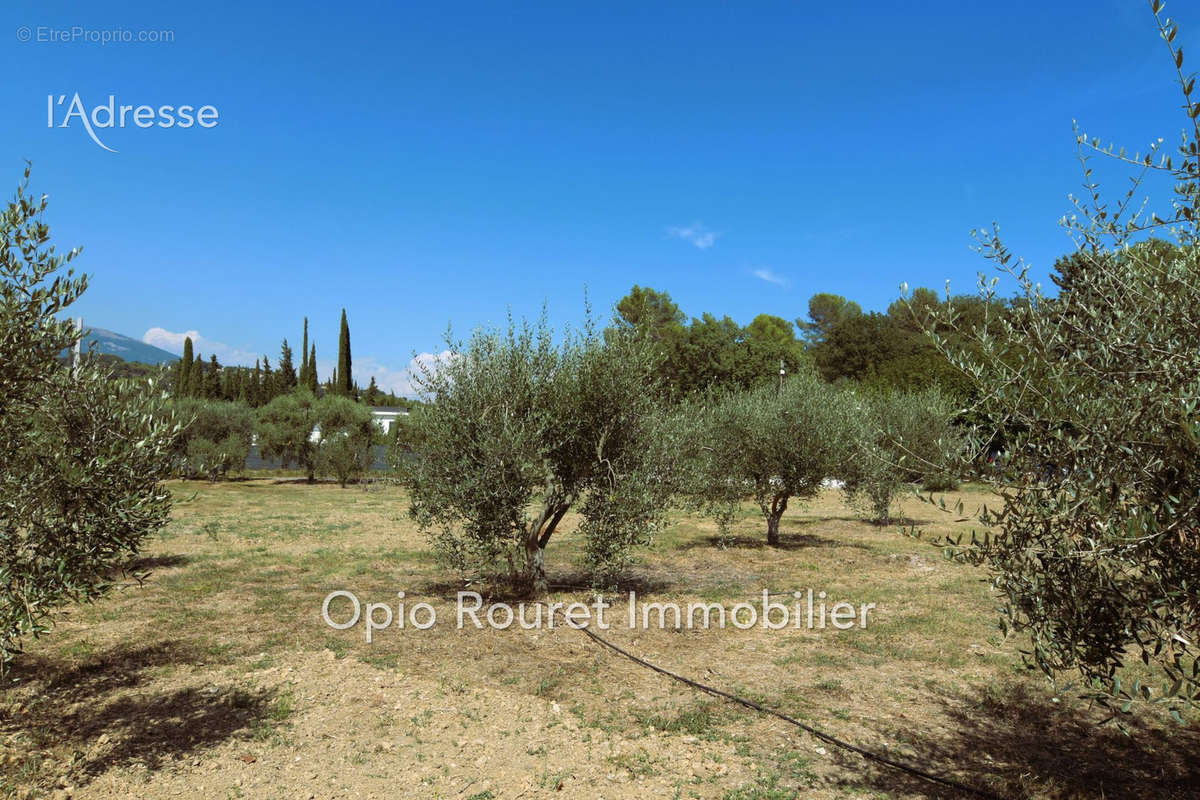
[[2, 481, 1197, 800]]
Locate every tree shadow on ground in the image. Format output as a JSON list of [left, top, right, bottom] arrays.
[[552, 570, 675, 596], [417, 571, 674, 602], [678, 531, 875, 551], [860, 516, 928, 528], [122, 553, 190, 571], [1, 641, 275, 788], [834, 680, 1200, 799]]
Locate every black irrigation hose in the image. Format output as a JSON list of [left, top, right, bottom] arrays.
[[550, 609, 1007, 800]]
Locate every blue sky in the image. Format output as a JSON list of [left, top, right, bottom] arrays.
[[2, 1, 1193, 395]]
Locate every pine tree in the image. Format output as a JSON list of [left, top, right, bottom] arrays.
[[337, 308, 352, 396], [205, 354, 221, 398], [261, 356, 274, 403], [278, 338, 298, 394], [251, 359, 262, 406]]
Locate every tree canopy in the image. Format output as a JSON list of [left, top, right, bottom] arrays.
[[394, 312, 675, 593], [0, 166, 178, 672], [913, 2, 1200, 718]]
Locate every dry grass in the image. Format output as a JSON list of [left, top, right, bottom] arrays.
[[1, 479, 1196, 799]]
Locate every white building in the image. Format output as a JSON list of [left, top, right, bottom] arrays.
[[369, 406, 409, 435]]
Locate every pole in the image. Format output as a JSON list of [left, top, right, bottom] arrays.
[[73, 317, 83, 375]]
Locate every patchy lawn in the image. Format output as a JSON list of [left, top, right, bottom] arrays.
[[1, 480, 1196, 799]]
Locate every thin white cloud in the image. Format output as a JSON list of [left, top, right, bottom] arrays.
[[667, 221, 721, 249], [752, 268, 789, 287], [143, 327, 260, 367]]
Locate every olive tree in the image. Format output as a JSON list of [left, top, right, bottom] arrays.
[[843, 386, 965, 524], [685, 370, 859, 545], [1, 166, 178, 671], [173, 398, 254, 481], [256, 389, 318, 480], [392, 313, 672, 593], [314, 394, 375, 487], [911, 2, 1200, 718]]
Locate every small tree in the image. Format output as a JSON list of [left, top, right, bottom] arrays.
[[0, 166, 178, 671], [685, 370, 859, 545], [314, 394, 374, 487], [256, 390, 318, 480], [912, 2, 1200, 718], [843, 387, 965, 524], [393, 312, 672, 593]]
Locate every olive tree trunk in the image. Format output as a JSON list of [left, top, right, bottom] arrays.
[[524, 535, 549, 595], [523, 492, 572, 595], [762, 492, 789, 546]]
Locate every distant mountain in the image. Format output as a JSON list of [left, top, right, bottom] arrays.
[[79, 327, 179, 366]]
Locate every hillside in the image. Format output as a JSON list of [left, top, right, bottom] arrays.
[[79, 327, 178, 365]]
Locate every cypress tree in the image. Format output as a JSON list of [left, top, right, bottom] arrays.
[[178, 336, 194, 397], [307, 344, 318, 392], [191, 352, 203, 397], [337, 309, 352, 396], [301, 317, 310, 377]]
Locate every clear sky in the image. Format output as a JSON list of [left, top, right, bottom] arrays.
[[2, 1, 1193, 395]]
